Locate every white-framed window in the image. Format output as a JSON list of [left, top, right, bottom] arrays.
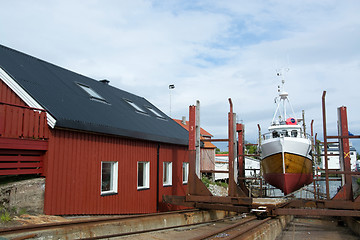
[[163, 162, 172, 186], [78, 83, 106, 102], [137, 161, 150, 189], [182, 162, 189, 184], [101, 161, 118, 195], [124, 99, 147, 114], [145, 106, 165, 119]]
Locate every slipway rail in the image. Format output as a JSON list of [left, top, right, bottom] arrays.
[[0, 210, 237, 239]]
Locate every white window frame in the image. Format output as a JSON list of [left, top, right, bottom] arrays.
[[125, 99, 147, 114], [182, 162, 189, 184], [101, 161, 118, 195], [78, 83, 106, 102], [163, 162, 172, 186], [145, 106, 165, 119], [137, 161, 150, 190]]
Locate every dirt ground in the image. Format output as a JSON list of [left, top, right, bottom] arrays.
[[0, 214, 70, 229]]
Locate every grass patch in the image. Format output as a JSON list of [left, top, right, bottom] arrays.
[[201, 176, 212, 188], [1, 211, 11, 222], [201, 176, 228, 189]]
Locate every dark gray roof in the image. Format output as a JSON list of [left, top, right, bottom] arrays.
[[0, 44, 188, 145]]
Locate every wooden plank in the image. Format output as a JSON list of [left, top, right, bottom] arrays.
[[0, 168, 43, 175], [0, 105, 5, 135], [186, 195, 252, 205], [0, 137, 48, 150], [0, 162, 42, 168], [39, 111, 46, 138], [4, 105, 12, 137], [28, 110, 35, 138], [10, 106, 19, 138], [23, 108, 30, 138], [16, 107, 23, 137], [34, 111, 40, 138], [0, 155, 43, 162], [0, 149, 44, 155], [195, 202, 249, 213]]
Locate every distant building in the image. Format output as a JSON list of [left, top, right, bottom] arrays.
[[214, 154, 260, 181], [214, 154, 229, 181], [174, 117, 217, 176], [321, 142, 357, 170]]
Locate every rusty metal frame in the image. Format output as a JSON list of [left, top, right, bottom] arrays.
[[273, 208, 360, 217], [187, 103, 212, 196], [165, 91, 360, 218], [332, 106, 353, 200]]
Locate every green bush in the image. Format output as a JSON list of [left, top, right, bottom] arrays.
[[0, 211, 11, 222], [201, 176, 211, 188]]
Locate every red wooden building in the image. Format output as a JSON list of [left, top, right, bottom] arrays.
[[0, 45, 190, 215]]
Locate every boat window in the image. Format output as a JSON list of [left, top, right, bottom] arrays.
[[272, 131, 279, 138], [282, 130, 289, 137], [291, 130, 298, 137]]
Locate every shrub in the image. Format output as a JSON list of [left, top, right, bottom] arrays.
[[0, 211, 11, 222]]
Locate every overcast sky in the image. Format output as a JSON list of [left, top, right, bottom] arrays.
[[1, 1, 360, 151]]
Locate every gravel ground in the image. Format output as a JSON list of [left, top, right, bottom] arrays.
[[207, 184, 228, 196]]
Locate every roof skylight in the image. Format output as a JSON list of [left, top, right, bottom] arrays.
[[145, 106, 165, 119], [124, 99, 147, 114], [78, 83, 106, 102]]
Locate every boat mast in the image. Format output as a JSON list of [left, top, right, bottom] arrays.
[[271, 69, 297, 125]]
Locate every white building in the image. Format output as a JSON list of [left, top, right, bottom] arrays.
[[214, 154, 260, 181], [321, 142, 357, 170]]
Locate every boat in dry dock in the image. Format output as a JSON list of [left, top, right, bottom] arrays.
[[260, 78, 313, 195]]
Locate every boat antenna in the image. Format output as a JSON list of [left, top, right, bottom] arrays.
[[271, 68, 296, 124]]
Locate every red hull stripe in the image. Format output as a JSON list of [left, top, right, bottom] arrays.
[[264, 173, 313, 195]]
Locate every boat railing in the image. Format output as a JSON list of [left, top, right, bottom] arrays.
[[262, 132, 312, 140]]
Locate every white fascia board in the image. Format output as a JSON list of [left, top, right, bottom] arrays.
[[0, 67, 56, 128]]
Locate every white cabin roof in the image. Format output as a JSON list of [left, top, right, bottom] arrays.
[[268, 124, 301, 131]]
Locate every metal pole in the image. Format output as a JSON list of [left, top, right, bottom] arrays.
[[315, 133, 319, 199], [237, 124, 244, 183], [233, 113, 238, 184], [188, 105, 196, 195], [338, 106, 353, 200], [228, 98, 235, 197], [302, 110, 306, 137], [311, 119, 316, 200], [195, 100, 201, 178], [322, 91, 330, 200]]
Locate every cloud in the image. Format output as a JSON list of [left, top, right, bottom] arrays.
[[1, 0, 360, 150]]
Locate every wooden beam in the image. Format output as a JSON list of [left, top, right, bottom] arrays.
[[0, 137, 48, 150]]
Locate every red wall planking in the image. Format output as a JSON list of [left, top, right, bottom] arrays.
[[0, 78, 189, 215], [45, 129, 189, 215], [0, 81, 26, 106]]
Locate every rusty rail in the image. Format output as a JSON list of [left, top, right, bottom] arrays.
[[191, 216, 271, 240]]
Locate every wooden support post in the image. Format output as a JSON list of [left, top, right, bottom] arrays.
[[228, 98, 247, 197], [333, 106, 353, 200], [195, 100, 201, 178], [228, 99, 235, 196], [237, 123, 249, 195], [187, 102, 212, 196]]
